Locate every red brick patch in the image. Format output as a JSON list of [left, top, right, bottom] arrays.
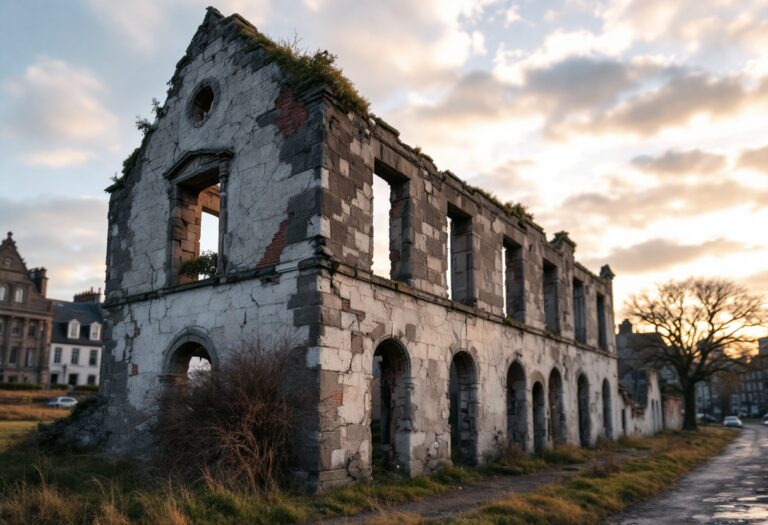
[[275, 86, 308, 136], [257, 218, 289, 268]]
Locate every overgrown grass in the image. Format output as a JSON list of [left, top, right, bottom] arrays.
[[0, 426, 735, 525], [0, 403, 70, 422], [445, 428, 735, 525]]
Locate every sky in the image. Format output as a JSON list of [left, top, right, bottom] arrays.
[[1, 0, 768, 323]]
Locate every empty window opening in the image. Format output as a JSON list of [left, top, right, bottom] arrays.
[[506, 361, 528, 450], [371, 164, 409, 282], [370, 339, 411, 473], [548, 368, 566, 444], [573, 278, 586, 343], [190, 84, 215, 124], [449, 351, 477, 466], [503, 239, 525, 321], [371, 174, 391, 278], [597, 293, 608, 350], [448, 206, 474, 306], [577, 374, 591, 447], [172, 173, 221, 284], [532, 382, 546, 453], [167, 342, 212, 383], [602, 379, 613, 438], [543, 260, 559, 333]]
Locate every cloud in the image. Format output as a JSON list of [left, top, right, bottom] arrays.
[[557, 72, 768, 137], [0, 197, 108, 300], [739, 144, 768, 173], [631, 149, 726, 177], [559, 179, 768, 228], [83, 1, 494, 98], [2, 57, 117, 144], [19, 148, 94, 168], [743, 270, 768, 295], [581, 238, 750, 274]]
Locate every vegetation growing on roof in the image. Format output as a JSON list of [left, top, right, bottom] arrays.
[[553, 230, 576, 247], [109, 104, 164, 187], [238, 26, 370, 115], [462, 181, 535, 221]]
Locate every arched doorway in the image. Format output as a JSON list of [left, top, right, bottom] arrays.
[[371, 338, 411, 473], [506, 361, 528, 450], [449, 351, 477, 466], [602, 379, 613, 438], [548, 368, 566, 444], [578, 374, 591, 447], [532, 381, 546, 453]]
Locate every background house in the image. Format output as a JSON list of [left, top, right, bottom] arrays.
[[0, 232, 52, 384], [49, 288, 104, 387]]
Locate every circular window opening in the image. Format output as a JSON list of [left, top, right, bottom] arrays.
[[190, 85, 215, 124]]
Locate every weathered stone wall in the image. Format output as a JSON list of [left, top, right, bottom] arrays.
[[618, 369, 667, 436], [101, 12, 327, 478], [101, 8, 627, 494], [314, 268, 620, 486]]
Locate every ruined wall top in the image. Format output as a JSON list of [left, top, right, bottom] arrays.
[[104, 7, 616, 353]]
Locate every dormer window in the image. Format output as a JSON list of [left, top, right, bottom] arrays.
[[89, 322, 101, 341], [68, 320, 80, 339], [13, 287, 25, 303], [2, 257, 10, 267]]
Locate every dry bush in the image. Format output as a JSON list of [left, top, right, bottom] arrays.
[[153, 339, 309, 492]]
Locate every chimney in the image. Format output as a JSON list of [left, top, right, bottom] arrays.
[[29, 267, 48, 297], [619, 319, 633, 335], [73, 287, 101, 304]]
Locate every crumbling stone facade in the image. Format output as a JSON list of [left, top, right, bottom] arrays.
[[101, 8, 623, 492]]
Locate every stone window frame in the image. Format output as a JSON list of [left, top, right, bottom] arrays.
[[186, 78, 220, 128], [12, 286, 25, 304], [164, 149, 233, 287], [0, 284, 7, 302]]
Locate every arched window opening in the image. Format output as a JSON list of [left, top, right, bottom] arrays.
[[602, 379, 613, 438], [548, 368, 566, 444], [578, 374, 591, 447], [167, 342, 212, 383], [506, 361, 528, 450], [449, 351, 477, 466], [532, 381, 546, 453], [370, 338, 411, 473]]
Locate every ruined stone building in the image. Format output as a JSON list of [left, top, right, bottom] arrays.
[[0, 232, 52, 385], [102, 8, 627, 491]]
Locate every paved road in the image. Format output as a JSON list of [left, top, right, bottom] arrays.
[[610, 423, 768, 524]]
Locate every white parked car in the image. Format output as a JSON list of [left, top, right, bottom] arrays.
[[723, 415, 743, 428], [47, 396, 78, 408]]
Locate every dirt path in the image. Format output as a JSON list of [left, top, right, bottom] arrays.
[[311, 452, 645, 524]]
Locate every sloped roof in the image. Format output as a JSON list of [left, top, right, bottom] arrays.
[[50, 299, 104, 345]]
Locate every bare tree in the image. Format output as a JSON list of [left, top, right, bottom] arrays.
[[626, 277, 767, 430]]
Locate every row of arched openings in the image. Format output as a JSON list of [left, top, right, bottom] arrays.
[[370, 338, 615, 475], [166, 335, 614, 475]]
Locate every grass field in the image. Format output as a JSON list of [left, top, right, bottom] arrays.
[[0, 409, 737, 525]]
